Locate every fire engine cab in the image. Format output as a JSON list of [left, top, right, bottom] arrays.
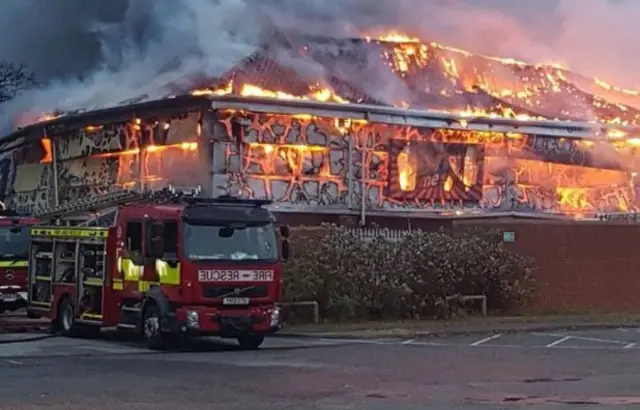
[[0, 207, 38, 314], [26, 188, 290, 350]]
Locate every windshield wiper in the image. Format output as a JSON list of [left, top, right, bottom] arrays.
[[0, 253, 27, 263]]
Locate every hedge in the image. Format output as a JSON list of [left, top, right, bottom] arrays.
[[281, 225, 535, 322]]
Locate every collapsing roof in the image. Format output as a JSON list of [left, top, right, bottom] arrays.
[[17, 33, 640, 133], [191, 33, 640, 126]]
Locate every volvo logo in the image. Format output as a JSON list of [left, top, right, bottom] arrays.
[[232, 288, 241, 296], [4, 270, 15, 281]]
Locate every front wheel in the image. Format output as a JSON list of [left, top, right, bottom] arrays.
[[237, 334, 265, 350], [142, 304, 168, 350]]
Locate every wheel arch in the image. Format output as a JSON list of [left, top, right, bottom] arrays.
[[140, 286, 172, 327]]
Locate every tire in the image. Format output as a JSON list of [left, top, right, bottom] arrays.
[[237, 334, 265, 350], [58, 298, 77, 336], [141, 304, 167, 350]]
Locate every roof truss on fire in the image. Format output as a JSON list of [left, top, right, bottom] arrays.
[[210, 95, 640, 140]]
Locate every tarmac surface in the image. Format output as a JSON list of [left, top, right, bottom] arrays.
[[3, 327, 640, 409]]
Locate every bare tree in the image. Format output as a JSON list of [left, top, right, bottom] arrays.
[[0, 61, 36, 103]]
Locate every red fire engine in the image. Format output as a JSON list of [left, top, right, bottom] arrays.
[[0, 208, 38, 314], [26, 188, 290, 349]]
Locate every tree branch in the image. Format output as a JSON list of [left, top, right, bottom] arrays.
[[0, 61, 37, 103]]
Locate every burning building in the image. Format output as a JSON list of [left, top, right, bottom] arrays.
[[2, 34, 640, 224]]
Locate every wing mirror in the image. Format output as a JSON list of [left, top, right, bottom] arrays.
[[281, 239, 291, 260], [279, 225, 290, 239]]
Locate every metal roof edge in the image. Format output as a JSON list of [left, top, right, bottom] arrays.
[[3, 93, 637, 148], [208, 95, 640, 139]]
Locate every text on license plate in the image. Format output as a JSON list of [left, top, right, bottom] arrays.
[[198, 269, 274, 282], [222, 297, 250, 306]]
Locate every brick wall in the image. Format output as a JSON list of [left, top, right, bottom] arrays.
[[454, 219, 640, 313]]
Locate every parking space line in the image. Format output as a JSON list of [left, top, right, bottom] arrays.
[[534, 332, 627, 345], [4, 359, 22, 365], [545, 336, 572, 348], [318, 338, 391, 346], [470, 333, 501, 346], [624, 343, 636, 349], [401, 339, 415, 345]]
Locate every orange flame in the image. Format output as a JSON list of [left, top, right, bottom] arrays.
[[370, 31, 640, 126], [192, 81, 349, 104], [91, 142, 198, 159], [40, 138, 52, 164]]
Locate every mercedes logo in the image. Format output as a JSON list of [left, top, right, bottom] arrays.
[[4, 270, 15, 281]]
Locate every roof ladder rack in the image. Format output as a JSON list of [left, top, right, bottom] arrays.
[[32, 189, 180, 221]]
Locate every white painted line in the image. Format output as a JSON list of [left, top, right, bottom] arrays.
[[318, 338, 390, 345], [401, 339, 415, 345], [545, 336, 572, 348], [534, 332, 626, 345], [624, 343, 636, 349], [5, 359, 22, 365], [567, 335, 625, 345], [470, 333, 501, 346]]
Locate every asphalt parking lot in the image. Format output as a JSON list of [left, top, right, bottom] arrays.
[[3, 327, 640, 409], [408, 327, 640, 350]]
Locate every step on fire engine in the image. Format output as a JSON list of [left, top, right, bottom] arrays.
[[26, 187, 291, 350]]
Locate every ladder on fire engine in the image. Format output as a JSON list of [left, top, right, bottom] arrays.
[[32, 186, 203, 227]]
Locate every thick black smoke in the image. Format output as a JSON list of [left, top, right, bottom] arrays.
[[0, 0, 638, 133]]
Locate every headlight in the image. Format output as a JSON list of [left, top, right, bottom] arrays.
[[186, 310, 199, 329], [270, 306, 281, 328]]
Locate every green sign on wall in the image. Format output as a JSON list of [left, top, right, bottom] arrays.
[[503, 231, 515, 243]]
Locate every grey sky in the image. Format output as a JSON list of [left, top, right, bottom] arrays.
[[0, 0, 636, 85], [0, 0, 638, 132]]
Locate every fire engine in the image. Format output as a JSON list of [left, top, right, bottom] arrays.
[[0, 207, 38, 314], [25, 188, 290, 350]]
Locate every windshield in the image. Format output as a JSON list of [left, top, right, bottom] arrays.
[[184, 223, 279, 261], [0, 226, 29, 258]]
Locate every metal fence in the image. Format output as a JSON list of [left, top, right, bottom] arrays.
[[344, 227, 412, 242]]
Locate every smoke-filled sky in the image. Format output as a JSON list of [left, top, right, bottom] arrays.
[[0, 0, 638, 130]]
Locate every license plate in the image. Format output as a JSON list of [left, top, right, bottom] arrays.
[[222, 297, 250, 306], [0, 296, 16, 303]]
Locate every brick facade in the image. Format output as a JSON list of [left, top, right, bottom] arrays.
[[454, 219, 640, 313], [285, 213, 640, 313]]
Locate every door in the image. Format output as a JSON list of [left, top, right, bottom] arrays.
[[119, 220, 144, 295], [140, 219, 159, 292]]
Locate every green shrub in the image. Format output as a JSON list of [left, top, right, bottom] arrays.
[[282, 225, 535, 322]]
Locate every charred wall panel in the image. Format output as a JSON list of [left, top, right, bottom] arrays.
[[1, 102, 636, 216], [53, 121, 136, 206], [211, 111, 350, 207], [53, 123, 131, 161], [211, 110, 636, 214], [387, 139, 484, 203], [5, 109, 211, 209], [2, 133, 54, 213]]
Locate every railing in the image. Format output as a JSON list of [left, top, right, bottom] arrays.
[[344, 227, 412, 242]]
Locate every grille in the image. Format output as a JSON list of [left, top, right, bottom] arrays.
[[202, 285, 269, 299]]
